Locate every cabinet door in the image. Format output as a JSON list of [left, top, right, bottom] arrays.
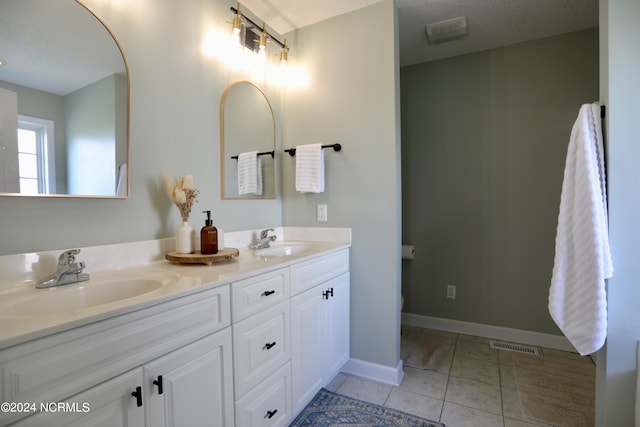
[[145, 329, 234, 427], [290, 284, 326, 415], [325, 273, 350, 378], [13, 369, 144, 427]]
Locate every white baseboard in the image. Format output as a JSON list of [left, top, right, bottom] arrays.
[[341, 358, 404, 386], [402, 312, 577, 353]]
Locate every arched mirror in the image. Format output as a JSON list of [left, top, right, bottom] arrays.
[[0, 0, 129, 198], [220, 81, 276, 199]]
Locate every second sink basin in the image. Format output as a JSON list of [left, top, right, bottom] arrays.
[[254, 242, 313, 257], [0, 271, 178, 318]]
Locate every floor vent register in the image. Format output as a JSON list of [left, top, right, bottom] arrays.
[[489, 340, 542, 356]]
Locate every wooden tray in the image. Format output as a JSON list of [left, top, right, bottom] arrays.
[[165, 247, 239, 265]]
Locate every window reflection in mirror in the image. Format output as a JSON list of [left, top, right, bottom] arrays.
[[220, 81, 276, 199], [0, 0, 129, 198]]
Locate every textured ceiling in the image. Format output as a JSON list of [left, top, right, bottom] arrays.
[[241, 0, 599, 67], [398, 0, 598, 66]]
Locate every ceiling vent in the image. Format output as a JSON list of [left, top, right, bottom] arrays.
[[425, 16, 467, 44]]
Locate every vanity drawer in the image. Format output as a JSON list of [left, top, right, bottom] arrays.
[[0, 285, 230, 418], [290, 249, 349, 295], [232, 267, 289, 322], [235, 361, 292, 427], [233, 301, 290, 398]]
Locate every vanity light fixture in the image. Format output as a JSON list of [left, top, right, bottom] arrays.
[[232, 3, 242, 35], [280, 39, 288, 66], [231, 3, 245, 47], [257, 24, 268, 62], [229, 5, 288, 58]]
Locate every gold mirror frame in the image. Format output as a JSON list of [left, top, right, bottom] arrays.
[[220, 81, 276, 199]]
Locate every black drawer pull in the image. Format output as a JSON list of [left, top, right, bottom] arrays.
[[265, 341, 276, 350], [262, 290, 276, 297], [132, 386, 143, 407], [266, 409, 278, 419], [153, 375, 163, 394]]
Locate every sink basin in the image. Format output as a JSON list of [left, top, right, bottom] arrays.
[[254, 242, 313, 257], [0, 271, 177, 318]]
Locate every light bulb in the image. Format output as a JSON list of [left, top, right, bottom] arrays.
[[280, 41, 288, 66]]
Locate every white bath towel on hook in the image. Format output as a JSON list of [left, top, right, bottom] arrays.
[[549, 102, 613, 356]]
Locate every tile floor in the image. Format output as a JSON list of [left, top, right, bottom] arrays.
[[326, 326, 596, 427]]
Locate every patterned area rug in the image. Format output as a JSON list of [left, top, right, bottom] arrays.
[[289, 388, 445, 427]]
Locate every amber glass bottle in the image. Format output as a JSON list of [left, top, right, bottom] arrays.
[[200, 210, 218, 254]]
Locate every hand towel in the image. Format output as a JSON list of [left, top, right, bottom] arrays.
[[549, 103, 613, 356], [238, 151, 262, 195], [295, 144, 324, 193]]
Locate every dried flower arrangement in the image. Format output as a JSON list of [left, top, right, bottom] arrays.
[[162, 173, 199, 222]]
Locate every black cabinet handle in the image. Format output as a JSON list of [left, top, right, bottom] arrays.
[[262, 290, 276, 297], [328, 287, 334, 297], [132, 386, 143, 407], [265, 341, 276, 350], [322, 290, 328, 300], [266, 409, 278, 419], [153, 375, 163, 394]]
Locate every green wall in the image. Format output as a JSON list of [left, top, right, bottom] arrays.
[[66, 75, 117, 195], [282, 0, 402, 369], [400, 28, 599, 335]]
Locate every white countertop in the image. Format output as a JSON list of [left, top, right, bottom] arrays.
[[0, 227, 350, 350]]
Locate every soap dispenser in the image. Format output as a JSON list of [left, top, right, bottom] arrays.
[[200, 210, 218, 254]]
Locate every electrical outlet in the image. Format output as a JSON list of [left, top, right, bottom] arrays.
[[317, 204, 328, 222], [447, 285, 456, 299]]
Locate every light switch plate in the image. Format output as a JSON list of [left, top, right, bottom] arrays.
[[317, 204, 328, 222]]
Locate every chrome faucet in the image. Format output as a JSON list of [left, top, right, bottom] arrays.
[[36, 249, 90, 288], [250, 229, 277, 249]]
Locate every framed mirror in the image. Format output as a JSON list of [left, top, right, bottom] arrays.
[[220, 81, 276, 199], [0, 0, 129, 198]]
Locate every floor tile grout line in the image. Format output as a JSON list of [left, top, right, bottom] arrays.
[[437, 331, 460, 422], [497, 348, 507, 427]]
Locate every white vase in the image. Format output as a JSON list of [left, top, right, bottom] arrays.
[[176, 221, 195, 254]]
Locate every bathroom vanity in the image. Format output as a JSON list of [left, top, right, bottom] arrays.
[[0, 227, 350, 427]]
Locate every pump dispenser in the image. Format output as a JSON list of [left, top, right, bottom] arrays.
[[200, 210, 218, 254]]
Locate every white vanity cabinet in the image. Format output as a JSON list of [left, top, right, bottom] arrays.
[[1, 241, 351, 427], [290, 249, 350, 415], [1, 285, 233, 427]]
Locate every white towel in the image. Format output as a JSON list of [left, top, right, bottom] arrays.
[[549, 103, 613, 356], [295, 144, 324, 193], [237, 151, 262, 195]]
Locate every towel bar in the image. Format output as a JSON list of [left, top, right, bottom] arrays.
[[231, 150, 275, 160], [284, 143, 342, 157]]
